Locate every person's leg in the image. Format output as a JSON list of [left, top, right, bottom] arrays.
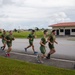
[[2, 43, 6, 50], [25, 45, 31, 52], [46, 49, 56, 59], [39, 54, 46, 63], [32, 45, 35, 52], [25, 42, 32, 52], [46, 53, 50, 59], [6, 46, 12, 57], [26, 45, 31, 49], [41, 47, 46, 59], [7, 47, 12, 53], [6, 43, 12, 57], [50, 49, 56, 55], [32, 44, 37, 54], [41, 54, 46, 59], [46, 43, 55, 59], [1, 41, 6, 50], [38, 47, 46, 63]]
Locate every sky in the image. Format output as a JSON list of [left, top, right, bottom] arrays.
[[0, 0, 75, 30]]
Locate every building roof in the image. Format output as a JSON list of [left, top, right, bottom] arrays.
[[49, 22, 75, 27]]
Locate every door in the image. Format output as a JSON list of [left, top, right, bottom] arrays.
[[65, 29, 70, 35], [57, 30, 59, 35]]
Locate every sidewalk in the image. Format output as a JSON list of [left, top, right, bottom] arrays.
[[0, 49, 75, 69]]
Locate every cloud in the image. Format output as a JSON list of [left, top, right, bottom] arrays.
[[0, 0, 75, 7], [0, 0, 75, 30], [0, 0, 14, 6], [48, 12, 71, 24], [0, 11, 71, 30], [24, 0, 75, 8], [0, 6, 50, 22]]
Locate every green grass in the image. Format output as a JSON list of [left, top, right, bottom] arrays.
[[0, 56, 75, 75], [13, 30, 44, 38], [13, 31, 31, 38], [0, 30, 51, 38]]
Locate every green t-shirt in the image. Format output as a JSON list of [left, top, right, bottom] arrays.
[[6, 35, 14, 44], [41, 37, 47, 46], [49, 33, 56, 43], [28, 33, 35, 41], [1, 34, 7, 41]]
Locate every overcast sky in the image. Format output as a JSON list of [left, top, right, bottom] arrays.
[[0, 0, 75, 30]]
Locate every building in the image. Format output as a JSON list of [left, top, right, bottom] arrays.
[[49, 22, 75, 36]]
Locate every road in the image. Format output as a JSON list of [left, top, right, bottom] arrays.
[[0, 38, 75, 61]]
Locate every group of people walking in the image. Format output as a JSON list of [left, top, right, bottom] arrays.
[[0, 29, 58, 63]]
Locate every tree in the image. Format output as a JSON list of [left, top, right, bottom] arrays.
[[14, 29, 17, 32], [35, 27, 39, 31]]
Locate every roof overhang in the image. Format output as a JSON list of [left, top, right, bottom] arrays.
[[49, 22, 75, 27]]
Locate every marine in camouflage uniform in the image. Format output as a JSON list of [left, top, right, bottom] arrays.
[[25, 30, 37, 54], [40, 37, 47, 54], [46, 30, 58, 59], [0, 30, 7, 50], [48, 33, 56, 50], [37, 30, 48, 63], [5, 31, 15, 57]]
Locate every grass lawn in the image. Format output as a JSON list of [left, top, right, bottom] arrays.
[[0, 56, 75, 75], [0, 30, 45, 38], [0, 30, 51, 38], [13, 30, 50, 38], [13, 30, 44, 38]]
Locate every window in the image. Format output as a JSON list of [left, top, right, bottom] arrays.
[[72, 29, 75, 32], [60, 29, 64, 32]]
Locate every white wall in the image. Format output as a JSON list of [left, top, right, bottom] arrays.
[[53, 27, 64, 35], [70, 27, 75, 35], [53, 26, 75, 36]]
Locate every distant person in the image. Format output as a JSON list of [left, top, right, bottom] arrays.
[[25, 30, 37, 54], [5, 31, 15, 57], [46, 30, 58, 59], [37, 30, 48, 63], [0, 30, 7, 50]]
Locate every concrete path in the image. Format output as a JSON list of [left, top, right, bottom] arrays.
[[0, 38, 75, 60], [0, 38, 75, 69]]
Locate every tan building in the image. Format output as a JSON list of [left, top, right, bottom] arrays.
[[49, 22, 75, 36]]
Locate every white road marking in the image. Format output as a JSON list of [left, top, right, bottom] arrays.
[[11, 52, 75, 63], [11, 52, 37, 57]]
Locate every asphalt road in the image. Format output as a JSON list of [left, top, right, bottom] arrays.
[[0, 38, 75, 61]]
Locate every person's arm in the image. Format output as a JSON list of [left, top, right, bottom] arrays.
[[40, 41, 45, 47], [4, 37, 6, 40], [54, 40, 58, 44], [27, 34, 32, 40], [5, 36, 10, 42], [28, 37, 32, 40], [47, 36, 53, 45], [5, 39, 10, 42], [12, 37, 15, 40]]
